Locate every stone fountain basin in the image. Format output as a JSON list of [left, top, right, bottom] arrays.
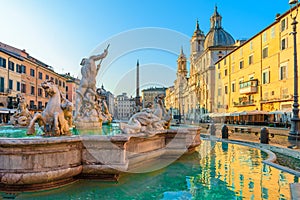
[[0, 127, 200, 192]]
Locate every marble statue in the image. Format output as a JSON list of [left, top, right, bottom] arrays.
[[74, 46, 109, 129], [10, 93, 32, 127], [27, 80, 71, 136], [119, 94, 172, 134], [96, 87, 112, 124]]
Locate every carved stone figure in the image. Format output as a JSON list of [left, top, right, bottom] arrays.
[[119, 94, 172, 134], [10, 94, 32, 127], [61, 95, 73, 127], [74, 46, 109, 129], [96, 87, 112, 124], [27, 80, 71, 136]]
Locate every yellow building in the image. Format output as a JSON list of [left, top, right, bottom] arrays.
[[215, 6, 298, 114]]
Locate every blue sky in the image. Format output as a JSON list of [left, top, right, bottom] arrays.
[[0, 0, 291, 95]]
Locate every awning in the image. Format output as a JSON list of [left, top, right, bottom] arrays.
[[269, 108, 292, 114], [0, 108, 16, 114], [245, 110, 268, 115], [210, 112, 231, 117], [230, 111, 247, 116]]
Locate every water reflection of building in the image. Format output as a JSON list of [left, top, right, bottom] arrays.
[[193, 141, 297, 199]]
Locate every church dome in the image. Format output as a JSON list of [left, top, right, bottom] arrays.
[[204, 6, 235, 49]]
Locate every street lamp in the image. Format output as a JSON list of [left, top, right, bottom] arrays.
[[289, 0, 300, 140]]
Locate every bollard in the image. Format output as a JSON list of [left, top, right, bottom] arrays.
[[209, 122, 216, 136], [221, 124, 229, 139], [260, 127, 269, 144]]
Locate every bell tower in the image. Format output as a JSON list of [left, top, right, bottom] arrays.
[[177, 47, 187, 78], [191, 20, 205, 58]]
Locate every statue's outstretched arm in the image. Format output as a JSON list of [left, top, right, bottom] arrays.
[[90, 49, 108, 62]]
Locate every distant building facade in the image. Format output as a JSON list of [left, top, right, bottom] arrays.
[[61, 73, 80, 115], [114, 93, 135, 120], [142, 87, 167, 107]]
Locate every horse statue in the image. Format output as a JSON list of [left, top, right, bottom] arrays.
[[10, 93, 32, 127], [27, 80, 71, 136], [119, 94, 172, 134]]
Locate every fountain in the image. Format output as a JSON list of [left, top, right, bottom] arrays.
[[73, 46, 109, 129], [0, 47, 201, 192]]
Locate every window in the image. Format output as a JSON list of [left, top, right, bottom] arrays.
[[224, 58, 226, 65], [0, 57, 6, 68], [279, 65, 287, 80], [271, 26, 275, 38], [46, 75, 49, 80], [30, 100, 35, 109], [218, 73, 221, 79], [30, 69, 35, 77], [55, 78, 58, 85], [31, 86, 35, 95], [262, 70, 270, 84], [218, 63, 220, 69], [63, 82, 65, 88], [16, 64, 21, 73], [232, 82, 236, 92], [239, 60, 244, 69], [38, 88, 43, 97], [21, 65, 26, 73], [8, 79, 13, 90], [66, 86, 69, 92], [281, 18, 287, 32], [218, 88, 222, 96], [21, 83, 26, 93], [250, 41, 253, 51], [224, 85, 228, 94], [38, 101, 43, 109], [248, 55, 253, 65], [263, 32, 267, 43], [59, 80, 61, 86], [262, 47, 268, 58], [0, 77, 4, 92], [281, 38, 287, 50], [39, 72, 43, 80], [17, 81, 20, 91], [224, 69, 228, 76], [8, 61, 14, 71]]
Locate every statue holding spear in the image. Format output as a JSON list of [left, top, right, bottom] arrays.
[[75, 45, 109, 120]]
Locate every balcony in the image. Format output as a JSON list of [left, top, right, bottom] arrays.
[[239, 79, 258, 94], [233, 101, 255, 107]]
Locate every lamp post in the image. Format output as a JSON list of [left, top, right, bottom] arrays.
[[289, 0, 300, 140]]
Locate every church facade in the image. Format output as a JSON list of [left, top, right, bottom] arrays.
[[166, 7, 237, 122]]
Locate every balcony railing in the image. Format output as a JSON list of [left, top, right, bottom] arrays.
[[239, 79, 258, 94]]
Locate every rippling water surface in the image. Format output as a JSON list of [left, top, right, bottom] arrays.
[[10, 140, 299, 200]]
